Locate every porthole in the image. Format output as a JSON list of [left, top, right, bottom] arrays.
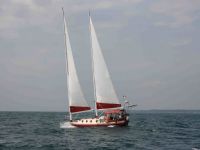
[[90, 120, 92, 123]]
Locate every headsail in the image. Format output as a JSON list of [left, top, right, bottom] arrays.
[[62, 9, 90, 114], [89, 16, 121, 110]]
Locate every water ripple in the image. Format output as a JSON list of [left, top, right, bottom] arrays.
[[0, 111, 200, 149]]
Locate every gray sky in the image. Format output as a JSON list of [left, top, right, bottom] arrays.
[[0, 0, 200, 111]]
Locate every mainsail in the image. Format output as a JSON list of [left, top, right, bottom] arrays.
[[89, 16, 121, 110], [62, 9, 90, 115]]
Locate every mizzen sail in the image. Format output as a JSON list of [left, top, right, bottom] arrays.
[[63, 10, 90, 113], [89, 16, 121, 110]]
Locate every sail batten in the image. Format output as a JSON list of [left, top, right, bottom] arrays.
[[63, 10, 90, 114], [89, 16, 121, 110]]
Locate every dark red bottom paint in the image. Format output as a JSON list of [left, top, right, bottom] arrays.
[[71, 121, 128, 127]]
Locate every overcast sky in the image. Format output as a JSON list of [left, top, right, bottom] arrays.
[[0, 0, 200, 111]]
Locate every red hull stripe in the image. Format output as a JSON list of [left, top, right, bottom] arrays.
[[96, 102, 121, 109], [70, 106, 91, 113]]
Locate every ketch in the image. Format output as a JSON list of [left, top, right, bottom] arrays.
[[61, 9, 134, 127]]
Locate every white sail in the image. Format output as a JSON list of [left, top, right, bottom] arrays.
[[89, 16, 121, 110], [63, 10, 90, 114]]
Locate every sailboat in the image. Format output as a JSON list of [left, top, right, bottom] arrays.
[[61, 9, 129, 127]]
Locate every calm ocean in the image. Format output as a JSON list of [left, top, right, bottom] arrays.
[[0, 111, 200, 150]]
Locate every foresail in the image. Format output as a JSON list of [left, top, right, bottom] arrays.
[[63, 11, 90, 113], [89, 17, 121, 110]]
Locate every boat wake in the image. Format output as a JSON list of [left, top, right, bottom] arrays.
[[192, 148, 200, 150], [107, 125, 115, 128], [60, 121, 77, 129]]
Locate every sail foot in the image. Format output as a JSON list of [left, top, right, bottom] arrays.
[[96, 102, 121, 109], [70, 106, 91, 113]]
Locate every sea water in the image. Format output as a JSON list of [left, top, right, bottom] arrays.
[[0, 111, 200, 150]]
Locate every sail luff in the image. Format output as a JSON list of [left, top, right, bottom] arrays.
[[62, 8, 72, 120], [62, 9, 90, 116], [89, 16, 121, 110], [89, 14, 98, 117]]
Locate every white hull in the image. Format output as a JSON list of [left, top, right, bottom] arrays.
[[71, 116, 129, 127]]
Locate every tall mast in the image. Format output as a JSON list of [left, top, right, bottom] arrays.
[[62, 8, 72, 121], [89, 11, 98, 117]]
